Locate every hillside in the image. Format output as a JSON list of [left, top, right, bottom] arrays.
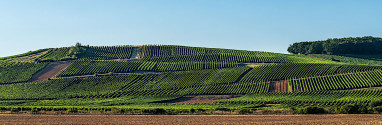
[[1, 45, 382, 114]]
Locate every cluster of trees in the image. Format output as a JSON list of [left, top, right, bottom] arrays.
[[288, 36, 382, 54]]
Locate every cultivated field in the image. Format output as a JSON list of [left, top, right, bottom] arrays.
[[0, 114, 381, 125]]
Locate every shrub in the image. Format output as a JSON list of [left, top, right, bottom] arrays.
[[67, 108, 78, 113], [31, 107, 39, 113], [142, 108, 167, 115], [370, 100, 382, 107], [188, 108, 196, 113], [215, 108, 231, 112], [10, 108, 19, 113], [373, 106, 382, 113], [336, 104, 359, 114], [239, 108, 251, 114], [295, 106, 325, 114]]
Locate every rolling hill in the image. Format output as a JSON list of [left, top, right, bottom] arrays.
[[1, 44, 382, 114]]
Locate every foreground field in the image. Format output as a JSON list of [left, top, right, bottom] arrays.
[[0, 114, 381, 125]]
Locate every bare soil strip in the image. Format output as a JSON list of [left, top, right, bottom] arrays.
[[269, 80, 289, 92], [28, 62, 71, 82], [165, 95, 243, 104], [0, 114, 381, 125]]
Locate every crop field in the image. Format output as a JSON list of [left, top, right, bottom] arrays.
[[0, 115, 381, 125], [1, 44, 382, 117]]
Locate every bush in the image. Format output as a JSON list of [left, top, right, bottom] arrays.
[[215, 108, 231, 112], [295, 106, 325, 114], [142, 108, 167, 115], [67, 108, 78, 113], [336, 104, 359, 114], [10, 108, 19, 113], [370, 100, 382, 107], [189, 108, 196, 113], [373, 106, 382, 113], [239, 108, 251, 114], [31, 107, 39, 113]]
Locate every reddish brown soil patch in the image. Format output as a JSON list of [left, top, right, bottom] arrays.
[[0, 115, 381, 125], [269, 80, 289, 92], [166, 95, 243, 104], [28, 61, 71, 82]]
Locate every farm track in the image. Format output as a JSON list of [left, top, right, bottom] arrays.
[[0, 115, 381, 125], [28, 62, 71, 82]]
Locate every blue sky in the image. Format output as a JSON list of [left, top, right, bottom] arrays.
[[1, 0, 381, 57]]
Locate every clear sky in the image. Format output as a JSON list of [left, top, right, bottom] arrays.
[[1, 0, 381, 57]]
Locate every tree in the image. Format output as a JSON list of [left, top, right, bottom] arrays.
[[308, 42, 323, 54]]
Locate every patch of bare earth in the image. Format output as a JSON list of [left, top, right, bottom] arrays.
[[28, 61, 71, 82], [269, 80, 289, 92], [166, 95, 243, 104], [0, 115, 381, 125]]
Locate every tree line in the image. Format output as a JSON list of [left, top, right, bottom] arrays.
[[287, 36, 382, 54]]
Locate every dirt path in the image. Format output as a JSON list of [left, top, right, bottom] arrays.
[[0, 114, 381, 125], [28, 62, 71, 82], [165, 95, 243, 104], [269, 80, 289, 92]]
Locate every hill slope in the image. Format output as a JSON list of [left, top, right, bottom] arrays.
[[0, 45, 382, 114]]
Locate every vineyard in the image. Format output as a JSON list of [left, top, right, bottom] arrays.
[[1, 44, 382, 114]]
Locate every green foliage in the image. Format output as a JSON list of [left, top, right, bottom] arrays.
[[295, 106, 325, 114], [0, 62, 47, 84], [67, 108, 78, 113], [290, 70, 382, 91], [218, 89, 382, 106], [240, 63, 341, 83], [370, 100, 382, 107], [37, 48, 73, 61], [310, 54, 382, 65], [239, 108, 252, 114], [288, 36, 382, 54], [142, 45, 297, 63], [0, 49, 49, 61], [372, 106, 382, 113], [3, 44, 382, 113], [56, 60, 239, 77], [336, 104, 360, 114], [78, 46, 134, 60]]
